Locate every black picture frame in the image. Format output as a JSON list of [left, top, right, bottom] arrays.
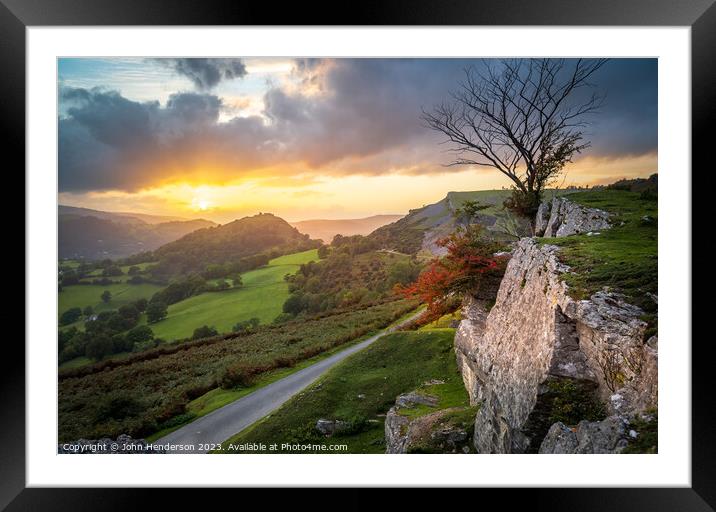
[[3, 0, 711, 508]]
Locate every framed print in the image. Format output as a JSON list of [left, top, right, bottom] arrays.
[[3, 0, 713, 507]]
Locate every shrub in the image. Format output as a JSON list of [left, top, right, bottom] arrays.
[[126, 325, 154, 345], [85, 335, 114, 361], [146, 301, 168, 323], [219, 363, 259, 389], [93, 392, 144, 422], [192, 325, 218, 340], [232, 317, 260, 333], [503, 188, 542, 222], [398, 224, 507, 322], [133, 298, 148, 312], [60, 307, 82, 326]]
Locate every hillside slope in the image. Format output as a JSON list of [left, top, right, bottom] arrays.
[[145, 249, 319, 341], [151, 213, 321, 274], [59, 205, 191, 224], [58, 214, 215, 260], [366, 189, 574, 257]]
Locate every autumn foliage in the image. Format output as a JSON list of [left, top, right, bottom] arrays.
[[397, 225, 508, 323]]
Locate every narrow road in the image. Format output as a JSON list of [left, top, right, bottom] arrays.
[[155, 309, 423, 453]]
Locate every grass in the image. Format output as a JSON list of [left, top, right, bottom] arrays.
[[418, 312, 461, 330], [622, 410, 658, 454], [218, 327, 469, 454], [58, 282, 163, 317], [143, 249, 318, 341], [58, 299, 416, 442], [144, 307, 420, 443], [81, 262, 157, 283], [538, 189, 658, 314]]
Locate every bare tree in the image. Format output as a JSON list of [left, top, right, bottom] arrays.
[[423, 58, 608, 221]]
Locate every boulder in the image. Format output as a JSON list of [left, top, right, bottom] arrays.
[[395, 392, 439, 408], [385, 405, 473, 454], [538, 416, 629, 454], [315, 418, 350, 436]]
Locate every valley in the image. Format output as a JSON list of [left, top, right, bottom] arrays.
[[141, 249, 319, 341]]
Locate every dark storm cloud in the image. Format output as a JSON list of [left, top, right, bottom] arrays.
[[58, 58, 657, 193], [263, 59, 477, 167], [584, 59, 658, 157], [58, 87, 271, 191], [153, 58, 248, 90]]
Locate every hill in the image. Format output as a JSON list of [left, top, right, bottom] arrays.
[[144, 249, 320, 341], [366, 189, 576, 257], [149, 213, 321, 276], [58, 214, 215, 260], [290, 214, 404, 243], [59, 205, 190, 225]]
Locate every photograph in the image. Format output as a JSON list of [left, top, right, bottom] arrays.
[[55, 56, 659, 456]]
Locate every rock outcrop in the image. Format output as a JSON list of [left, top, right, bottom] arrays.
[[315, 419, 350, 436], [454, 235, 657, 454], [385, 390, 474, 454], [535, 197, 611, 237], [538, 416, 629, 454]]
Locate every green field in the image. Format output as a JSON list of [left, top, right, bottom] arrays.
[[59, 282, 163, 317], [144, 249, 319, 341], [81, 262, 156, 283], [219, 327, 471, 453]]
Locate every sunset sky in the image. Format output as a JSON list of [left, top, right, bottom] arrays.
[[58, 58, 657, 223]]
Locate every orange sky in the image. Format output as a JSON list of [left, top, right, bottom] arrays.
[[58, 152, 657, 223]]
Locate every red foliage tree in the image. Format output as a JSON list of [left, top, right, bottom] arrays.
[[397, 225, 508, 323]]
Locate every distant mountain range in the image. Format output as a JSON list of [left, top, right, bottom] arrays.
[[290, 214, 404, 242], [59, 205, 216, 260], [58, 205, 192, 225]]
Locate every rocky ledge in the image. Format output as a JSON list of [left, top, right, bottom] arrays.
[[385, 387, 474, 454], [535, 196, 610, 237], [454, 198, 657, 454]]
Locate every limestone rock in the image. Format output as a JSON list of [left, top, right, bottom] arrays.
[[541, 197, 611, 238], [385, 405, 472, 454], [535, 201, 552, 236], [395, 392, 439, 408], [538, 416, 629, 454], [315, 418, 350, 436], [454, 238, 656, 453]]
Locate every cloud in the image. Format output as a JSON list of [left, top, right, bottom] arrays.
[[59, 87, 272, 191], [153, 58, 247, 90], [58, 58, 658, 193]]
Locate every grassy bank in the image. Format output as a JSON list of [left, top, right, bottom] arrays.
[[58, 299, 416, 442], [218, 327, 468, 454], [145, 305, 421, 442], [539, 189, 658, 314]]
